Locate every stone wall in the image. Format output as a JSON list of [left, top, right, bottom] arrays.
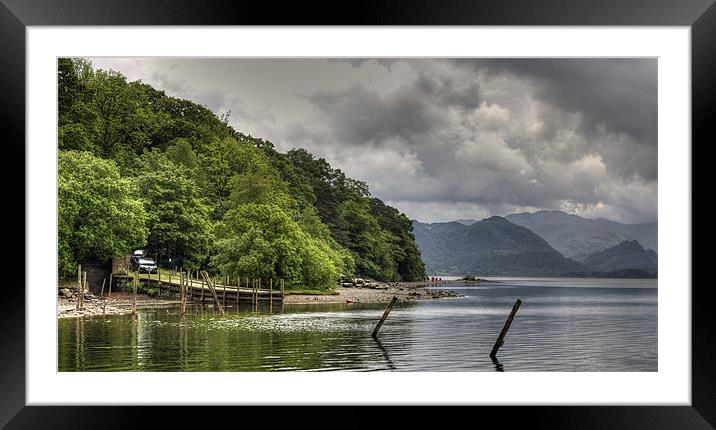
[[112, 255, 131, 274], [82, 260, 112, 294]]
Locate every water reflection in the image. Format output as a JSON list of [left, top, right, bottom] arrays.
[[59, 279, 657, 372], [372, 337, 395, 370], [490, 355, 504, 372]]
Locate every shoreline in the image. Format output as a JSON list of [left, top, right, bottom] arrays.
[[284, 284, 460, 304], [57, 282, 467, 318], [57, 293, 179, 319]]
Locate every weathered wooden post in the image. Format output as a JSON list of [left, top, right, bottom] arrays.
[[132, 273, 137, 315], [76, 265, 82, 311], [200, 273, 205, 304], [108, 272, 113, 298], [269, 278, 273, 313], [236, 275, 241, 311], [80, 271, 87, 311], [199, 271, 225, 315], [223, 275, 227, 308], [489, 299, 522, 359], [180, 271, 186, 320], [188, 270, 193, 301], [281, 278, 285, 313], [372, 296, 398, 339], [99, 278, 106, 315]]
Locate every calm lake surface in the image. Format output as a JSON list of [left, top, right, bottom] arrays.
[[58, 278, 657, 371]]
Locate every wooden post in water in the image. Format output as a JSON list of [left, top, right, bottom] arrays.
[[132, 273, 137, 315], [180, 271, 186, 320], [200, 273, 205, 304], [80, 271, 87, 311], [200, 271, 225, 315], [99, 278, 106, 315], [236, 275, 241, 310], [76, 265, 81, 311], [223, 275, 227, 308], [157, 266, 161, 297], [188, 270, 193, 301], [108, 272, 113, 298], [269, 278, 273, 313], [489, 299, 522, 359], [372, 296, 398, 339]]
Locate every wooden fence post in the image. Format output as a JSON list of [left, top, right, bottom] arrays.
[[269, 278, 273, 313], [108, 272, 113, 298], [80, 271, 87, 311], [188, 270, 193, 301], [199, 271, 225, 315], [132, 272, 137, 315], [76, 264, 81, 311], [372, 296, 398, 339], [489, 299, 522, 359], [223, 275, 227, 308], [180, 271, 186, 320]]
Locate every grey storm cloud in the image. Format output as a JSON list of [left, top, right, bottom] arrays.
[[464, 58, 657, 144], [89, 57, 658, 223], [453, 58, 658, 180], [302, 73, 481, 145]]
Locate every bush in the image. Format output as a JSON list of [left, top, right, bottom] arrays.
[[137, 281, 159, 297]]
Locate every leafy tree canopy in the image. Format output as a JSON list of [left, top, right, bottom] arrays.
[[58, 151, 148, 277], [57, 58, 426, 286]]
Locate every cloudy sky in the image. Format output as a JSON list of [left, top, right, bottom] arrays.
[[90, 57, 657, 224]]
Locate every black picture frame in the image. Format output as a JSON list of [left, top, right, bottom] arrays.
[[2, 0, 712, 428]]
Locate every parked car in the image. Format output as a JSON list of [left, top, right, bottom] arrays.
[[136, 258, 158, 274], [130, 249, 146, 268]]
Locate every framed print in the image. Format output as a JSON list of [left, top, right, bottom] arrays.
[[3, 0, 714, 428]]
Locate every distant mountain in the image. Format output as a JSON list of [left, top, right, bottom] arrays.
[[454, 219, 477, 226], [505, 210, 657, 260], [592, 218, 658, 253], [582, 240, 658, 276], [412, 216, 586, 276]]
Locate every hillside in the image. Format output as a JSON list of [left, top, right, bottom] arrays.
[[505, 210, 657, 260], [57, 58, 426, 287], [412, 216, 586, 276], [582, 240, 658, 276]]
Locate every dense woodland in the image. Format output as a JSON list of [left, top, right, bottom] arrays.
[[58, 58, 426, 289]]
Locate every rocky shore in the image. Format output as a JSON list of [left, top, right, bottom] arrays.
[[57, 291, 179, 319], [285, 283, 459, 304], [57, 278, 472, 317]]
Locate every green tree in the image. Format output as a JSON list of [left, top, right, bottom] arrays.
[[133, 150, 212, 270], [58, 151, 148, 278], [339, 197, 403, 281], [213, 204, 339, 289], [369, 198, 426, 281]]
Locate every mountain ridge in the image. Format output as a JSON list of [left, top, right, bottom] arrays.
[[412, 216, 585, 276]]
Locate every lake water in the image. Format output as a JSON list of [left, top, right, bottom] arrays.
[[58, 278, 657, 371]]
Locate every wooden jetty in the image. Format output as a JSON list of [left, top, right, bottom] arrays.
[[112, 271, 284, 306]]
